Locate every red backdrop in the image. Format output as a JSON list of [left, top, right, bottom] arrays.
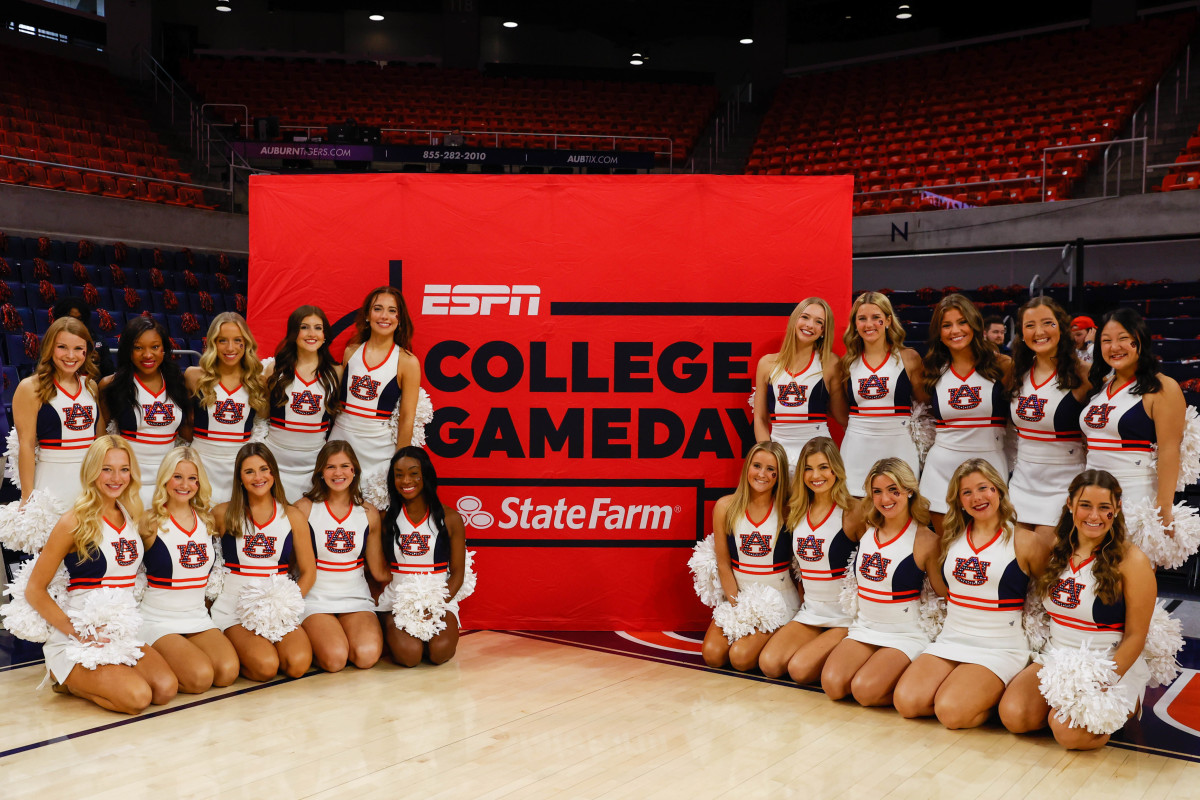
[[249, 174, 852, 629]]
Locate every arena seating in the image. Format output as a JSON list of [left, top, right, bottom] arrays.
[[179, 58, 716, 165], [1159, 127, 1200, 191], [749, 15, 1195, 214], [0, 45, 217, 209]]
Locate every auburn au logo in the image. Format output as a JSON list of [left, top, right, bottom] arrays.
[[857, 374, 889, 400], [213, 398, 246, 424], [859, 551, 891, 581], [325, 527, 356, 553], [1015, 394, 1048, 422], [1049, 576, 1086, 608], [243, 531, 278, 558], [112, 536, 139, 566], [1083, 404, 1116, 429], [142, 400, 176, 427], [399, 531, 431, 557], [63, 402, 95, 431], [176, 540, 209, 568], [952, 556, 991, 586], [739, 529, 772, 557], [795, 534, 825, 562], [947, 385, 982, 410], [290, 389, 323, 416], [350, 374, 381, 401], [776, 381, 807, 407]]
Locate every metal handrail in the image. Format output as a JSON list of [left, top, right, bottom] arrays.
[[1029, 242, 1076, 303], [1041, 136, 1147, 200], [1146, 158, 1200, 170], [0, 154, 230, 193], [853, 175, 1040, 198]]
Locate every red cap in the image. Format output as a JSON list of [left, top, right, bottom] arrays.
[[1070, 315, 1096, 330]]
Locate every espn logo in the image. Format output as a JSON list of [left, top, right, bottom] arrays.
[[422, 284, 541, 316]]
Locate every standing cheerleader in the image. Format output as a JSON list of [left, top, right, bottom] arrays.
[[265, 306, 342, 502], [184, 313, 269, 504], [893, 459, 1050, 729], [376, 447, 468, 667], [23, 436, 177, 713], [821, 458, 942, 707], [297, 441, 386, 672], [701, 441, 799, 672], [329, 287, 421, 506], [1008, 297, 1089, 533], [100, 317, 189, 509], [999, 470, 1155, 749], [138, 447, 239, 693], [210, 443, 315, 681], [920, 294, 1011, 533], [757, 437, 866, 683], [753, 298, 846, 468], [836, 292, 925, 496]]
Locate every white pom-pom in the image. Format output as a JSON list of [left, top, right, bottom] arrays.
[[105, 419, 120, 437], [206, 537, 226, 601], [712, 582, 789, 643], [64, 587, 146, 670], [0, 560, 68, 642], [4, 426, 25, 490], [249, 418, 270, 445], [908, 402, 937, 466], [1144, 602, 1184, 688], [411, 387, 434, 448], [260, 356, 275, 372], [453, 549, 477, 603], [360, 468, 390, 511], [0, 490, 68, 554], [687, 534, 724, 608], [1154, 406, 1200, 491], [390, 572, 451, 641], [1023, 588, 1051, 653], [1037, 643, 1136, 735], [917, 578, 946, 639], [747, 387, 756, 409], [839, 548, 859, 617], [235, 575, 304, 643], [1126, 497, 1200, 569]]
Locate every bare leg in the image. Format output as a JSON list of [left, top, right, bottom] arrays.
[[225, 624, 281, 682], [131, 645, 179, 705], [303, 613, 351, 673], [999, 663, 1049, 733], [850, 647, 914, 707], [728, 631, 772, 672], [187, 628, 240, 687], [930, 512, 945, 536], [382, 612, 425, 667], [275, 626, 313, 678], [758, 621, 821, 678], [62, 663, 154, 714], [427, 612, 459, 665], [701, 620, 731, 668], [339, 611, 384, 669], [152, 633, 216, 694], [931, 663, 1006, 729], [821, 637, 877, 701], [787, 626, 848, 685], [1050, 713, 1111, 750], [894, 653, 955, 719]]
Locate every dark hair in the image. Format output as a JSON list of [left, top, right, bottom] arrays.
[[1087, 307, 1162, 397], [350, 286, 413, 351], [923, 293, 1005, 396], [225, 442, 288, 538], [983, 315, 1004, 329], [1009, 296, 1083, 398], [303, 440, 364, 505], [383, 446, 447, 542], [102, 316, 190, 427], [52, 295, 90, 322], [1036, 469, 1127, 605], [268, 305, 342, 416]]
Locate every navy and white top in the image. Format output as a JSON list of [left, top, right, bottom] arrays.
[[310, 501, 369, 578], [1010, 369, 1085, 464], [853, 520, 926, 626], [64, 509, 142, 592], [727, 506, 792, 582], [386, 508, 449, 576], [930, 366, 1008, 451], [792, 505, 855, 606], [767, 353, 830, 447], [1081, 377, 1157, 481], [142, 511, 212, 609], [37, 379, 98, 461], [339, 344, 401, 423], [192, 382, 254, 446], [117, 375, 183, 459], [268, 373, 332, 450], [942, 527, 1027, 638], [221, 502, 295, 578], [845, 352, 913, 432], [1044, 556, 1125, 652]]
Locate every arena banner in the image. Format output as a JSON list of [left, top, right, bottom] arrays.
[[249, 174, 852, 629]]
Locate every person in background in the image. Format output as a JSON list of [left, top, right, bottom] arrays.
[[984, 316, 1009, 355], [1070, 316, 1096, 364]]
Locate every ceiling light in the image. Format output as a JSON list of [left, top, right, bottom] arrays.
[[216, 3, 231, 10], [369, 14, 384, 21], [630, 59, 644, 66], [632, 52, 642, 57], [739, 38, 753, 44], [502, 21, 518, 28], [897, 11, 912, 19]]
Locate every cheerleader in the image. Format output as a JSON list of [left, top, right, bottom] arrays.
[[184, 313, 268, 504], [757, 437, 866, 683], [893, 459, 1050, 729], [99, 317, 190, 509], [821, 458, 942, 707], [23, 436, 177, 713], [375, 447, 467, 667], [328, 288, 421, 504], [836, 292, 925, 496], [919, 294, 1011, 533], [138, 447, 238, 693], [1008, 297, 1089, 533], [265, 306, 341, 502], [701, 441, 799, 672], [999, 470, 1155, 750], [210, 443, 315, 681], [297, 441, 386, 672], [753, 298, 846, 468]]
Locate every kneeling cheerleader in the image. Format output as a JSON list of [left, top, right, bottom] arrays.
[[999, 470, 1179, 749]]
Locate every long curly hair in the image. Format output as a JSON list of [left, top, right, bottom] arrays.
[[938, 458, 1017, 563], [383, 446, 447, 543], [1087, 307, 1162, 397], [724, 441, 790, 536], [922, 293, 1004, 397], [268, 305, 342, 417], [103, 316, 190, 428], [786, 436, 853, 532], [224, 442, 288, 538], [349, 286, 413, 351], [34, 316, 98, 404], [194, 312, 268, 416], [72, 435, 145, 559], [140, 446, 215, 546], [1035, 470, 1128, 605], [862, 457, 930, 529], [1009, 296, 1084, 398], [303, 440, 365, 505], [774, 297, 834, 379], [841, 291, 908, 376]]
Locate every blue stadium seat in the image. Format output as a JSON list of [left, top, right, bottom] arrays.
[[32, 309, 53, 335], [63, 261, 98, 286], [4, 333, 36, 369], [1, 365, 20, 416], [10, 306, 34, 331], [115, 288, 152, 314]]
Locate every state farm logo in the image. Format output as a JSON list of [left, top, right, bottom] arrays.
[[455, 494, 678, 531], [423, 284, 541, 316], [456, 496, 495, 529]]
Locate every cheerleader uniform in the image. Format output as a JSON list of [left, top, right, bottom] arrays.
[[920, 367, 1009, 514], [209, 502, 296, 631], [116, 375, 183, 508], [303, 501, 375, 619], [42, 509, 143, 683], [724, 505, 801, 620], [1042, 556, 1150, 702], [846, 520, 929, 660], [190, 383, 255, 504], [766, 353, 830, 470], [138, 511, 216, 644], [34, 380, 99, 507], [1009, 370, 1086, 526], [329, 344, 401, 486], [792, 505, 856, 628], [377, 507, 462, 619], [1080, 378, 1157, 505], [924, 527, 1030, 683], [269, 374, 332, 502], [841, 352, 920, 494]]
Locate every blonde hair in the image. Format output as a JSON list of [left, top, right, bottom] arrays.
[[724, 441, 790, 536], [939, 458, 1017, 562], [35, 316, 98, 404], [786, 436, 853, 531], [194, 312, 268, 416], [773, 297, 834, 380], [72, 435, 145, 559], [140, 446, 215, 546], [841, 292, 908, 376], [862, 457, 930, 529]]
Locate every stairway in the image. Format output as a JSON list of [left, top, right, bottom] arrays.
[[689, 105, 764, 174]]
